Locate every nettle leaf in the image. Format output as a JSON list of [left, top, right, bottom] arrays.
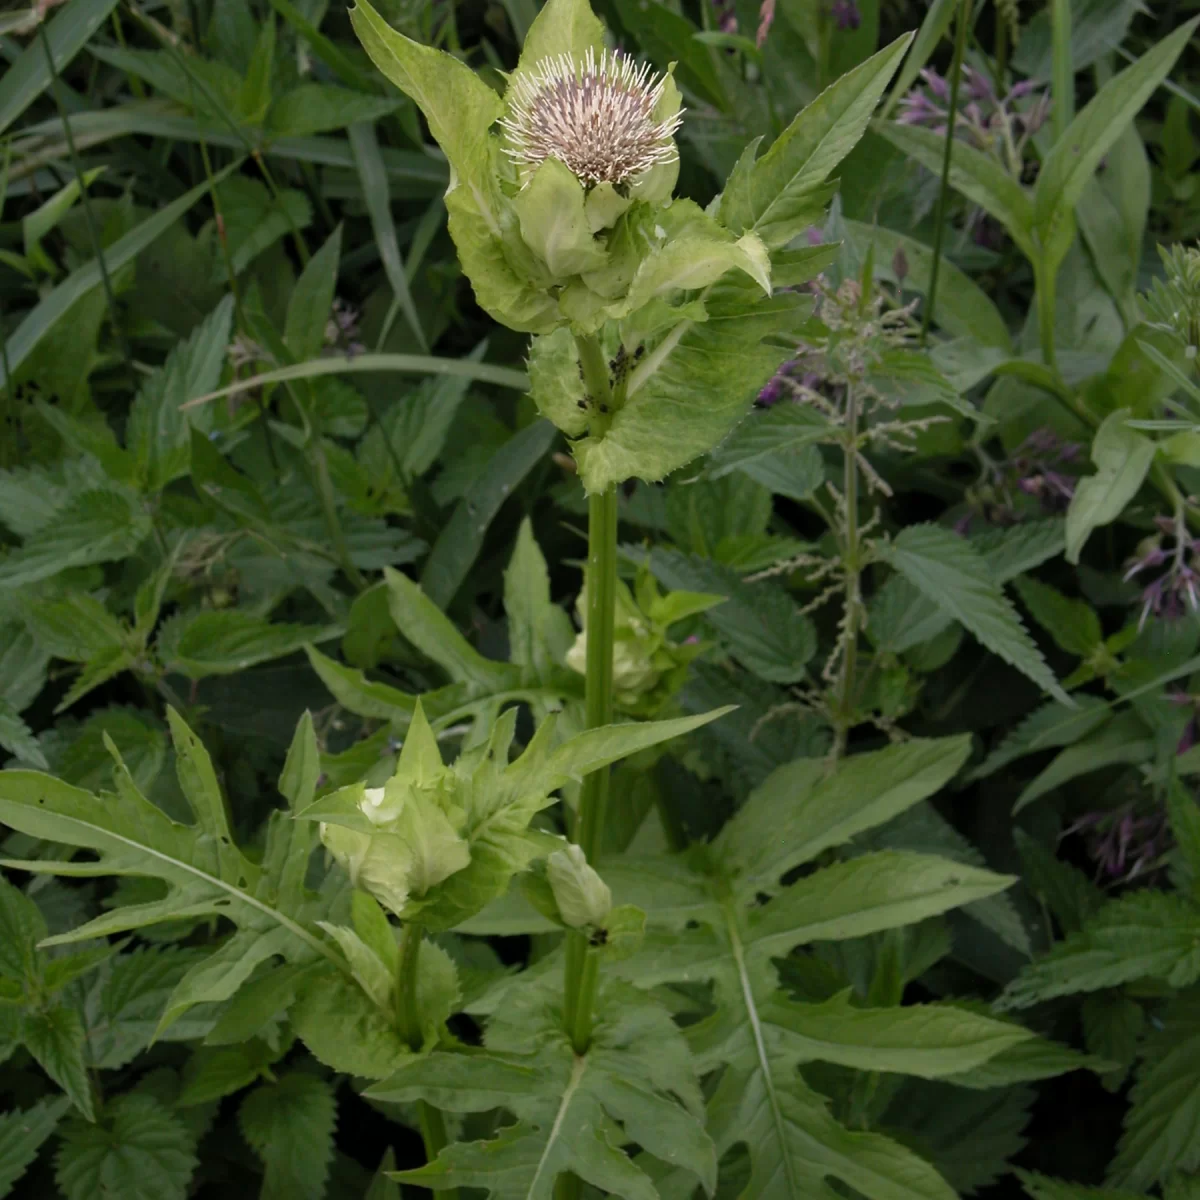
[[574, 278, 810, 492], [20, 1006, 93, 1120], [601, 738, 1028, 1198], [1017, 1170, 1146, 1200], [1108, 993, 1200, 1190], [0, 489, 152, 591], [0, 710, 346, 1030], [125, 295, 234, 491], [719, 36, 911, 248], [155, 609, 341, 679], [240, 1072, 337, 1200], [54, 1093, 197, 1200], [998, 891, 1200, 1010], [883, 524, 1068, 704], [0, 1096, 69, 1197], [649, 548, 816, 683], [376, 977, 715, 1198], [1065, 410, 1156, 564]]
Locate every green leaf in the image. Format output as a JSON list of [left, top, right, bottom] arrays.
[[1, 162, 240, 389], [126, 296, 235, 491], [0, 713, 342, 1022], [156, 610, 341, 679], [21, 1006, 93, 1120], [348, 121, 426, 350], [1065, 410, 1156, 563], [55, 1094, 197, 1200], [1012, 710, 1154, 813], [875, 121, 1036, 260], [0, 0, 119, 136], [240, 1073, 337, 1200], [267, 84, 400, 136], [292, 967, 413, 1078], [885, 1080, 1033, 1196], [649, 549, 816, 683], [0, 701, 47, 769], [504, 518, 576, 678], [1109, 994, 1200, 1189], [998, 892, 1200, 1009], [884, 524, 1067, 703], [304, 645, 419, 724], [764, 990, 1031, 1077], [606, 735, 1019, 1198], [1013, 576, 1103, 658], [0, 876, 46, 985], [421, 420, 558, 607], [966, 696, 1110, 782], [0, 1097, 69, 1199], [1032, 18, 1200, 274], [719, 36, 912, 248], [286, 226, 342, 362], [715, 736, 972, 895], [279, 711, 322, 813], [572, 280, 809, 492], [1014, 830, 1105, 937], [747, 851, 1015, 951], [513, 0, 605, 82], [1017, 1171, 1145, 1200], [389, 978, 715, 1198], [385, 568, 516, 691], [348, 0, 556, 334], [0, 490, 152, 591]]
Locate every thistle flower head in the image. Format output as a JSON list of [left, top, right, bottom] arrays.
[[500, 48, 682, 188]]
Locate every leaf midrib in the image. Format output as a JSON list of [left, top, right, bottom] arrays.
[[721, 894, 802, 1197], [0, 811, 341, 970]]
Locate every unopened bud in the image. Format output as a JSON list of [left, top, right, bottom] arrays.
[[546, 844, 612, 929]]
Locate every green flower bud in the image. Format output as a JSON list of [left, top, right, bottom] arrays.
[[546, 844, 612, 929]]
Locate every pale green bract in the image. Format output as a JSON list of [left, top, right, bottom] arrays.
[[349, 0, 911, 491]]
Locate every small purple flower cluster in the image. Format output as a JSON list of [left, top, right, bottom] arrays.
[[830, 0, 860, 31], [1011, 428, 1081, 509], [325, 298, 365, 358], [1066, 802, 1171, 884], [757, 359, 821, 406], [1124, 517, 1200, 629], [897, 67, 1050, 174]]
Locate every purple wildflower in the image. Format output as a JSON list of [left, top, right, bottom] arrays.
[[830, 0, 860, 31], [1065, 802, 1171, 884]]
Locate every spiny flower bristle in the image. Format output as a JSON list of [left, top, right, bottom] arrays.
[[500, 48, 683, 187]]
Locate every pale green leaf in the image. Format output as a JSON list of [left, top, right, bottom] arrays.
[[21, 1006, 93, 1120], [720, 37, 912, 248]]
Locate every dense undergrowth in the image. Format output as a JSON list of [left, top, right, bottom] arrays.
[[1, 0, 1200, 1197]]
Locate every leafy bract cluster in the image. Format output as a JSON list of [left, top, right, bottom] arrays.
[[351, 0, 911, 491], [566, 566, 723, 715]]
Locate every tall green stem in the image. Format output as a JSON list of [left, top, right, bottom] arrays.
[[832, 383, 862, 761], [920, 0, 973, 344], [558, 338, 621, 1200], [395, 925, 456, 1198], [1034, 257, 1059, 371]]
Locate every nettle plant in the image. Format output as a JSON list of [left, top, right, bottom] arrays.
[[0, 0, 1098, 1195]]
